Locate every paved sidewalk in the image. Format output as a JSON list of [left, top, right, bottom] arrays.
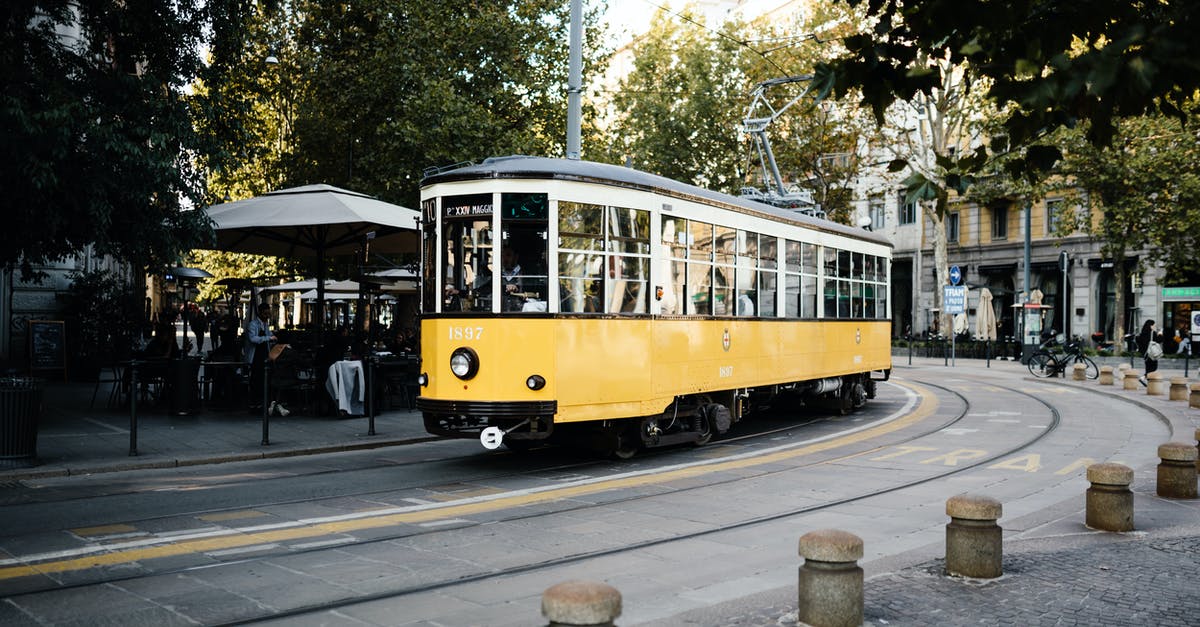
[[0, 379, 434, 481]]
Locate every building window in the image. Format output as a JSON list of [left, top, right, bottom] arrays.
[[991, 205, 1008, 240], [899, 195, 917, 225], [947, 212, 960, 243], [1045, 198, 1062, 235], [870, 197, 886, 231]]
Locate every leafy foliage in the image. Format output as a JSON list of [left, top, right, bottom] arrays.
[[601, 3, 875, 223], [201, 0, 607, 209], [1053, 114, 1200, 278], [1, 0, 251, 280], [815, 0, 1200, 177]]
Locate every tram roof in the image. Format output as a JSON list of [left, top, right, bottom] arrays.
[[422, 155, 892, 247]]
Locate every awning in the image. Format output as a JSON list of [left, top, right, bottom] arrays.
[[977, 263, 1017, 275]]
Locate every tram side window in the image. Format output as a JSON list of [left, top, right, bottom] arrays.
[[758, 235, 777, 317], [661, 216, 688, 315], [801, 243, 818, 318], [783, 240, 801, 317], [558, 201, 604, 313], [688, 221, 713, 314], [500, 193, 549, 313], [607, 206, 650, 313], [735, 231, 758, 316], [713, 226, 735, 315]]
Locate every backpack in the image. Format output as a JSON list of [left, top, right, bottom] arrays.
[[1146, 340, 1164, 360]]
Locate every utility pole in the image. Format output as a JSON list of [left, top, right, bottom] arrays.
[[566, 0, 583, 160]]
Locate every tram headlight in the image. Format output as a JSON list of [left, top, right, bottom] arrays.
[[525, 374, 546, 390], [417, 373, 428, 387], [449, 348, 479, 380]]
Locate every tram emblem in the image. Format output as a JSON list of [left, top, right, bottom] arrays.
[[722, 328, 731, 351], [856, 328, 862, 344]]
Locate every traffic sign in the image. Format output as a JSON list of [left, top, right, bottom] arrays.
[[944, 285, 967, 314], [949, 265, 962, 286]]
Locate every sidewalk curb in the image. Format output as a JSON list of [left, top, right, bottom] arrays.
[[0, 435, 441, 482]]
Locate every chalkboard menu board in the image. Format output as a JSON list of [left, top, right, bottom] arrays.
[[29, 320, 66, 373]]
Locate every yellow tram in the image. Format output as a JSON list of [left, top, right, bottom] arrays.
[[415, 156, 892, 456]]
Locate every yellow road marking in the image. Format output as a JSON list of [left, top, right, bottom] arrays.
[[197, 510, 271, 522], [0, 382, 937, 581], [71, 524, 137, 537]]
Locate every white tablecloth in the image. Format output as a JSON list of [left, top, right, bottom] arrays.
[[326, 360, 365, 415]]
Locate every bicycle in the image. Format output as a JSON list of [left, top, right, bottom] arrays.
[[1027, 336, 1100, 379]]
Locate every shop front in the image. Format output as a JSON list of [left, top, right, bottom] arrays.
[[1162, 286, 1200, 356]]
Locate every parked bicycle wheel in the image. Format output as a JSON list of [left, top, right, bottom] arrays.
[[1027, 351, 1055, 378], [1072, 355, 1100, 379]]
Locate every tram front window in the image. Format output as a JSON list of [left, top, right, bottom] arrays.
[[500, 193, 549, 313], [442, 218, 492, 312]]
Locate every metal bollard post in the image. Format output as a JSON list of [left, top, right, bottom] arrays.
[[945, 494, 1003, 578], [1085, 463, 1134, 531], [1072, 362, 1086, 381], [1155, 442, 1198, 499], [1169, 377, 1189, 401], [261, 361, 270, 446], [1145, 372, 1167, 396], [128, 360, 139, 457], [797, 529, 863, 627], [1098, 365, 1114, 386], [541, 580, 621, 627], [367, 355, 377, 436], [1122, 369, 1141, 391]]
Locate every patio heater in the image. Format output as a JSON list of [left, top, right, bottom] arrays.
[[169, 267, 212, 415]]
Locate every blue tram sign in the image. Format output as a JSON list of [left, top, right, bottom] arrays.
[[949, 265, 962, 286]]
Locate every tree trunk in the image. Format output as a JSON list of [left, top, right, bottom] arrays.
[[926, 193, 951, 335], [1113, 257, 1126, 349]]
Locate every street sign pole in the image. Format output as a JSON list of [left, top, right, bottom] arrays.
[[943, 280, 967, 368]]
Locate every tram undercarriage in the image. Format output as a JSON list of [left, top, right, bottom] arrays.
[[419, 370, 889, 457]]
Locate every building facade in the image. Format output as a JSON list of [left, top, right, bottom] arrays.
[[858, 190, 1172, 348]]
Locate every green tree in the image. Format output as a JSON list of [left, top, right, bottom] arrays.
[[2, 0, 251, 279], [603, 1, 875, 222], [1052, 114, 1200, 336], [201, 0, 606, 209], [604, 8, 749, 192], [815, 0, 1200, 176]]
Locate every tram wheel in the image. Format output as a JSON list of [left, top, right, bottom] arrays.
[[693, 413, 714, 446], [611, 430, 640, 460]]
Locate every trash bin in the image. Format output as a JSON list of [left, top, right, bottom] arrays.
[[170, 357, 201, 415], [0, 377, 43, 468]]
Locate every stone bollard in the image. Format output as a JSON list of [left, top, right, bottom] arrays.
[[542, 580, 622, 627], [1146, 372, 1168, 396], [1085, 463, 1134, 531], [1191, 383, 1200, 409], [1099, 365, 1114, 386], [945, 494, 1003, 578], [1169, 377, 1189, 401], [1122, 369, 1141, 390], [797, 529, 863, 627], [1156, 442, 1198, 499], [1072, 362, 1086, 381]]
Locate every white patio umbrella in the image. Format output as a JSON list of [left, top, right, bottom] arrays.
[[975, 287, 998, 341], [204, 184, 420, 336]]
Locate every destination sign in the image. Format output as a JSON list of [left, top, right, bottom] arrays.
[[443, 193, 493, 218]]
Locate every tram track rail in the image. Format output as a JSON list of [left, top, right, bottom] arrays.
[[1, 379, 1052, 610], [214, 378, 1059, 625], [0, 377, 1067, 627]]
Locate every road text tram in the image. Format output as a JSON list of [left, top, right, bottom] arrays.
[[415, 156, 892, 457]]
